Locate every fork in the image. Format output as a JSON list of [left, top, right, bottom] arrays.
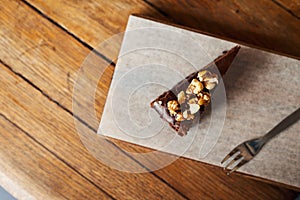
[[221, 107, 300, 175]]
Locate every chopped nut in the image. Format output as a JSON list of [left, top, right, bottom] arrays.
[[167, 100, 179, 110], [175, 112, 184, 122], [167, 100, 180, 115], [197, 70, 210, 81], [182, 110, 195, 120], [197, 92, 203, 98], [183, 110, 188, 118], [198, 99, 207, 106], [198, 70, 219, 89], [158, 101, 162, 105], [204, 76, 218, 84], [198, 92, 211, 106], [186, 79, 203, 94], [177, 91, 186, 104], [204, 75, 218, 90], [204, 82, 216, 90], [203, 92, 210, 101], [189, 104, 200, 114]]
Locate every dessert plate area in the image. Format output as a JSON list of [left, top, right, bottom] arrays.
[[98, 15, 300, 188]]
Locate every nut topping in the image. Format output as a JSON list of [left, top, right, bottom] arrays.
[[175, 112, 184, 122], [204, 75, 218, 90], [197, 70, 210, 81], [186, 79, 203, 94], [189, 104, 200, 114], [198, 70, 219, 90], [167, 100, 180, 115], [177, 91, 186, 104], [204, 82, 216, 90], [204, 75, 218, 84], [182, 110, 188, 118], [203, 93, 210, 101], [182, 110, 195, 120], [198, 92, 211, 106], [168, 70, 217, 122]]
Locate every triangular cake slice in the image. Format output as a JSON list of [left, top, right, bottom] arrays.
[[150, 45, 240, 136]]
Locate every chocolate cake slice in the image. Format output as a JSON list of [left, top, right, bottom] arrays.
[[150, 45, 240, 136]]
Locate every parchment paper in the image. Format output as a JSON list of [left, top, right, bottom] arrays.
[[98, 15, 300, 187]]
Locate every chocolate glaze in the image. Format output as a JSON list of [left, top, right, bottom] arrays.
[[150, 45, 240, 136]]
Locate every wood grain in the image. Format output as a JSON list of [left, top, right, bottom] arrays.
[[25, 0, 165, 47], [24, 0, 300, 58], [0, 0, 113, 122], [0, 62, 185, 199], [145, 0, 300, 58], [0, 0, 298, 199], [274, 0, 300, 17], [0, 2, 186, 197], [107, 135, 299, 199], [0, 111, 111, 200]]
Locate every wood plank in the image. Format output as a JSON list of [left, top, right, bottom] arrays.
[[106, 137, 298, 199], [0, 63, 185, 199], [0, 3, 185, 198], [24, 0, 300, 58], [145, 0, 300, 58], [0, 0, 113, 121], [24, 0, 165, 47], [274, 0, 300, 17], [0, 0, 298, 199], [155, 159, 298, 200], [0, 111, 111, 199], [0, 2, 183, 199]]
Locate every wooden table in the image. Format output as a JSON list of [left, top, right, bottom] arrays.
[[0, 0, 299, 199]]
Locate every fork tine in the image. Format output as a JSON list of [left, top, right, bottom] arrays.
[[221, 149, 239, 164], [223, 154, 242, 170], [226, 159, 248, 175]]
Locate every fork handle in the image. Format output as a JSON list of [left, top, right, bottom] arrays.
[[262, 107, 300, 143]]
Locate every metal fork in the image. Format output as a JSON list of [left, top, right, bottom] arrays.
[[221, 107, 300, 175]]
